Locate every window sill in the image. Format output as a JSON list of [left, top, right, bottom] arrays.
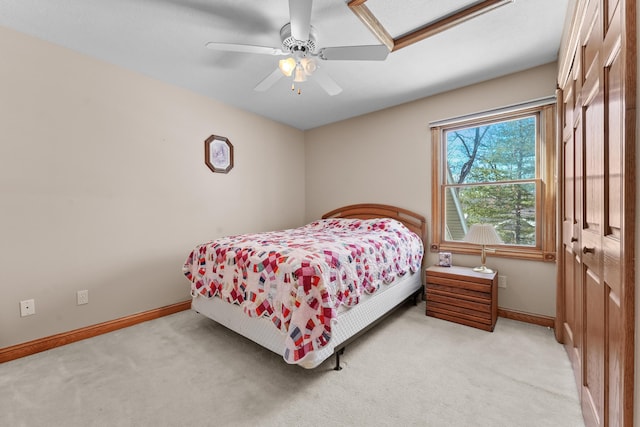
[[430, 242, 556, 262]]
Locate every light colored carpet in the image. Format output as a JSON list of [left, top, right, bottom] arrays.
[[0, 303, 584, 427]]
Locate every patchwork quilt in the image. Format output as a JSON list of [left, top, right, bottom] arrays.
[[182, 218, 423, 364]]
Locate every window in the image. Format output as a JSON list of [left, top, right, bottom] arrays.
[[431, 102, 556, 261]]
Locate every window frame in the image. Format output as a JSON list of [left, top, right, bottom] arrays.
[[430, 103, 556, 262]]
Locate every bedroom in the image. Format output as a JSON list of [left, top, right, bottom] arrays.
[[0, 0, 637, 425]]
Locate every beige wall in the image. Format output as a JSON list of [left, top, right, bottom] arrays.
[[305, 62, 559, 317], [0, 26, 305, 348], [0, 23, 562, 349]]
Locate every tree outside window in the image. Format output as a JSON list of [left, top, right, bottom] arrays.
[[445, 116, 537, 246]]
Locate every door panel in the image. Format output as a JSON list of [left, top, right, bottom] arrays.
[[583, 267, 605, 425], [608, 291, 622, 426], [581, 69, 603, 241]]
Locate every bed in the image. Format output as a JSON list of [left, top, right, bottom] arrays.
[[182, 203, 426, 369]]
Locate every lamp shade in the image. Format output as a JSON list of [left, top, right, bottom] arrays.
[[464, 224, 503, 245], [278, 58, 296, 77], [293, 64, 307, 82]]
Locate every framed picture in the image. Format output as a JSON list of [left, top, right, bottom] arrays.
[[204, 135, 234, 173], [438, 252, 452, 267]]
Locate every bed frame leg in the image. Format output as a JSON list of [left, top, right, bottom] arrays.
[[412, 285, 424, 305], [334, 347, 345, 371]]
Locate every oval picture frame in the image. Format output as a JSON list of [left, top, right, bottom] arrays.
[[204, 135, 234, 174]]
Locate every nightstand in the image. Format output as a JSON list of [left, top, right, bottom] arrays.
[[425, 265, 498, 332]]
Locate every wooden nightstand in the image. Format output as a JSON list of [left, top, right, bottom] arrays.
[[425, 265, 498, 332]]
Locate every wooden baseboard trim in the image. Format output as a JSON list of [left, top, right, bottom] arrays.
[[0, 300, 192, 364], [498, 308, 555, 328]]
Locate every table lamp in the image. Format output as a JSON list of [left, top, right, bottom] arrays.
[[464, 223, 503, 273]]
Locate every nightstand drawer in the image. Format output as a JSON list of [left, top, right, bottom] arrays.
[[426, 275, 492, 293], [426, 306, 494, 331], [426, 283, 492, 304], [425, 291, 491, 314]]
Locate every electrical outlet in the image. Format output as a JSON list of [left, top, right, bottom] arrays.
[[77, 290, 89, 305], [498, 275, 508, 288], [20, 299, 35, 317]]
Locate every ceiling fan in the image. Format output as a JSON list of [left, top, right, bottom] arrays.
[[205, 0, 390, 95]]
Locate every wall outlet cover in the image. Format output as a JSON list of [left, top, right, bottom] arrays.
[[20, 299, 35, 317], [77, 290, 89, 305]]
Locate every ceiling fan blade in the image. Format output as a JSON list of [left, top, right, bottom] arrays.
[[205, 42, 286, 56], [254, 68, 284, 92], [318, 45, 389, 61], [313, 68, 342, 96], [289, 0, 312, 41]]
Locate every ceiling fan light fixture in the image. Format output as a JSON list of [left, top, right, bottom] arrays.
[[293, 64, 307, 82], [278, 57, 296, 77], [206, 1, 373, 96], [301, 57, 317, 74]]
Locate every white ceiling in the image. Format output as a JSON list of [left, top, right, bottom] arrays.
[[0, 0, 570, 130]]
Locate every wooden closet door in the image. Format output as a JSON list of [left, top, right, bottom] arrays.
[[600, 2, 628, 424], [581, 34, 605, 423], [558, 0, 634, 426], [559, 62, 584, 392]]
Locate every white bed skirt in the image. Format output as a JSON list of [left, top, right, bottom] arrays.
[[191, 271, 423, 369]]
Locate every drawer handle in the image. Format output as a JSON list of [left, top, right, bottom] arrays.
[[583, 246, 595, 254], [571, 237, 578, 242]]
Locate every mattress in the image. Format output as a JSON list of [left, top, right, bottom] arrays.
[[191, 269, 422, 368]]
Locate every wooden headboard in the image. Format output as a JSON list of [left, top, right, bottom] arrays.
[[322, 203, 427, 245]]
